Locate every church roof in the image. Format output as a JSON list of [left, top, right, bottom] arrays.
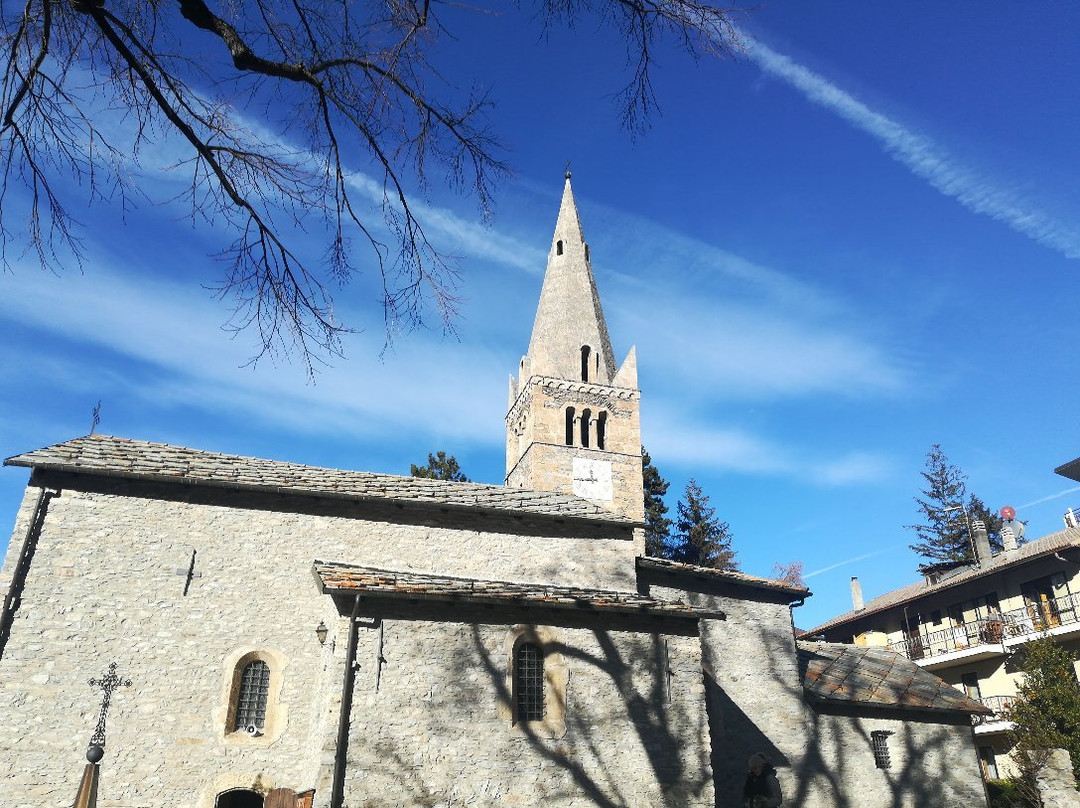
[[797, 641, 991, 715], [313, 561, 724, 619], [4, 434, 638, 525], [807, 526, 1080, 635], [636, 556, 811, 600]]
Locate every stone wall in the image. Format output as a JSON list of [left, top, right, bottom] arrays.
[[643, 571, 988, 808], [0, 476, 696, 808]]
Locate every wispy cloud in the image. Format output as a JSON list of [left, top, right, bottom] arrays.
[[735, 34, 1080, 259]]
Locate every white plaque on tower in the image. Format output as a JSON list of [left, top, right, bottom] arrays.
[[572, 458, 612, 501]]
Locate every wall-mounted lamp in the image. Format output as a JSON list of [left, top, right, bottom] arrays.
[[315, 621, 328, 645]]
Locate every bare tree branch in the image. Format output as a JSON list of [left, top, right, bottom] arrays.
[[1, 0, 742, 372]]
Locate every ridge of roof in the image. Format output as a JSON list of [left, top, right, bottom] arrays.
[[313, 560, 724, 619], [637, 556, 811, 600], [797, 641, 990, 715], [4, 434, 639, 525], [807, 527, 1080, 635]]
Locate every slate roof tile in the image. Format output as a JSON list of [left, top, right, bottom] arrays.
[[5, 434, 638, 525], [637, 556, 810, 600], [312, 561, 724, 619], [798, 641, 990, 714]]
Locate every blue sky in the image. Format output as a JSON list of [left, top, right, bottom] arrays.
[[2, 3, 1079, 628]]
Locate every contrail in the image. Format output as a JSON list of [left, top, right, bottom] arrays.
[[733, 34, 1080, 259], [1018, 486, 1080, 509], [804, 544, 903, 579]]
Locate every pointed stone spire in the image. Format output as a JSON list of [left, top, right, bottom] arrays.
[[525, 175, 617, 385]]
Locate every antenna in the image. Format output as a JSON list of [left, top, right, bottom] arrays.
[[90, 400, 102, 435]]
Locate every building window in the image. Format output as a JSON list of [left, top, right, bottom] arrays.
[[580, 408, 591, 448], [234, 660, 271, 731], [979, 746, 999, 780], [565, 407, 576, 446], [515, 641, 546, 722], [556, 240, 563, 256], [596, 411, 607, 450], [580, 345, 591, 382], [871, 730, 892, 769], [961, 672, 981, 701]]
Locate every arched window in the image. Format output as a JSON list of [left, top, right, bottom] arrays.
[[580, 408, 591, 448], [233, 660, 270, 731], [565, 407, 576, 446], [216, 790, 264, 808], [515, 641, 545, 722], [556, 240, 564, 255], [580, 345, 591, 382], [596, 411, 607, 450]]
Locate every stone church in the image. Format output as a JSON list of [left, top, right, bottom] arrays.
[[1, 177, 991, 808]]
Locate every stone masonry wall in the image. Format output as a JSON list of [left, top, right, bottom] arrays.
[[341, 611, 712, 808], [0, 477, 683, 808], [648, 580, 987, 808]]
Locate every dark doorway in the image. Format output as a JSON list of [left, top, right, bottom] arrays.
[[216, 789, 263, 808]]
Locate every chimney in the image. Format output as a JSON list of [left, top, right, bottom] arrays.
[[851, 576, 865, 611], [971, 520, 993, 566], [1002, 522, 1018, 553]]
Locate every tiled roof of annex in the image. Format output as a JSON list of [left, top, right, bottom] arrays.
[[5, 434, 638, 525], [808, 526, 1080, 635], [313, 561, 722, 619], [797, 641, 990, 715], [637, 556, 811, 600]]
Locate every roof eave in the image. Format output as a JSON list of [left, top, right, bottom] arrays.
[[9, 458, 640, 528]]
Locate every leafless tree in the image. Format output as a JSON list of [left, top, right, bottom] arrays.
[[2, 0, 743, 372]]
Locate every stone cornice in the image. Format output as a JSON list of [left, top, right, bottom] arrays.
[[505, 375, 639, 425]]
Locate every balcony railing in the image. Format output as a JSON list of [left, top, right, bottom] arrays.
[[973, 695, 1014, 725], [886, 591, 1080, 662]]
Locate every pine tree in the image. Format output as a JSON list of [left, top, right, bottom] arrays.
[[907, 444, 1002, 570], [670, 479, 738, 570], [642, 447, 672, 558], [1005, 637, 1080, 791], [410, 451, 469, 483]]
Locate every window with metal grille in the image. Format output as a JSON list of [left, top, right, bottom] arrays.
[[515, 642, 545, 722], [234, 660, 271, 730], [871, 730, 892, 769]]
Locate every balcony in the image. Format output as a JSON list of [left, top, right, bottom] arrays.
[[973, 695, 1014, 734], [886, 592, 1080, 667], [887, 619, 1007, 669]]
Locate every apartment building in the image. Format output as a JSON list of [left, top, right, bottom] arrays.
[[808, 512, 1080, 780]]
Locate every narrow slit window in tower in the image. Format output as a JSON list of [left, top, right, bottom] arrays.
[[565, 407, 576, 446], [580, 408, 591, 448], [581, 345, 591, 382], [556, 240, 564, 255], [596, 412, 607, 450]]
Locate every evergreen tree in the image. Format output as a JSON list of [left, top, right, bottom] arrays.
[[906, 445, 1003, 570], [642, 447, 672, 558], [410, 451, 469, 482], [1005, 637, 1080, 792], [670, 479, 738, 570]]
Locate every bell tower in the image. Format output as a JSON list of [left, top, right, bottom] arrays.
[[505, 174, 644, 523]]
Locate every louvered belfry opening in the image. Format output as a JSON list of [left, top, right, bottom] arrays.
[[515, 642, 545, 722], [234, 660, 271, 730]]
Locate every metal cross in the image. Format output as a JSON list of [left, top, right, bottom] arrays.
[[87, 663, 131, 746]]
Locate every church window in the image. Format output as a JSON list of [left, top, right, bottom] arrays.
[[234, 660, 271, 730], [596, 411, 607, 450], [565, 407, 576, 446], [515, 641, 545, 722], [556, 240, 564, 255], [871, 730, 892, 769], [580, 408, 591, 448], [580, 345, 591, 382]]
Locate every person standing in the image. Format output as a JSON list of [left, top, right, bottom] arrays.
[[743, 753, 783, 808]]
